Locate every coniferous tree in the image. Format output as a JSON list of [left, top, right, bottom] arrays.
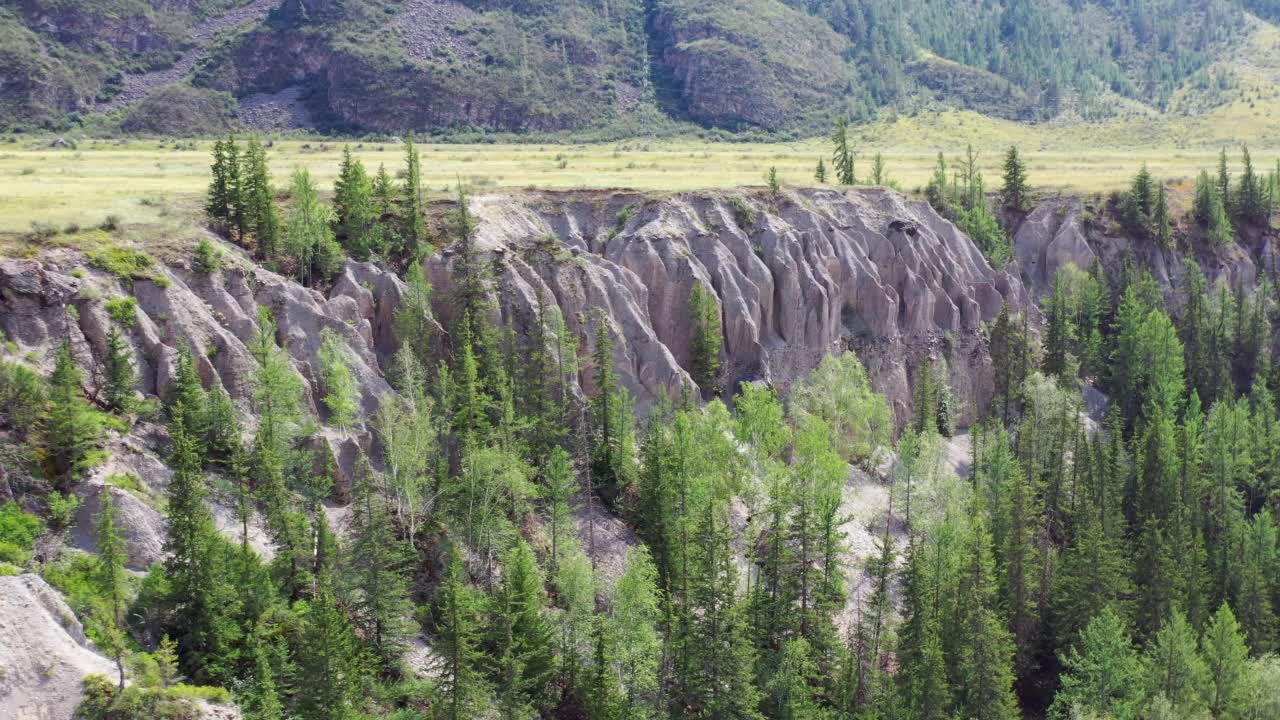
[[295, 517, 362, 720], [1153, 183, 1174, 248], [1195, 170, 1235, 246], [831, 117, 856, 185], [870, 152, 889, 186], [394, 262, 436, 373], [814, 158, 827, 184], [94, 490, 129, 689], [225, 136, 247, 242], [163, 394, 236, 681], [1201, 604, 1251, 720], [345, 456, 412, 671], [1001, 145, 1030, 212], [1145, 610, 1208, 716], [437, 548, 489, 720], [491, 539, 556, 716], [1127, 163, 1156, 237], [103, 326, 135, 414], [243, 139, 280, 261], [400, 135, 426, 258], [1236, 144, 1265, 225], [284, 168, 343, 286], [318, 328, 359, 430], [1050, 607, 1145, 720], [688, 284, 722, 397], [1217, 147, 1232, 214], [36, 343, 101, 489], [543, 446, 577, 572], [206, 138, 232, 229], [333, 146, 380, 260]]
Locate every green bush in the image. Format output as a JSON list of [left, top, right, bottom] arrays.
[[78, 673, 219, 720], [0, 360, 45, 431], [105, 296, 138, 327], [89, 247, 169, 287], [0, 502, 44, 563]]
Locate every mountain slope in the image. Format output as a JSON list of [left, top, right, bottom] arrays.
[[0, 0, 1274, 134]]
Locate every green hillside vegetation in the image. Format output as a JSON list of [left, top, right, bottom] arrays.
[[5, 138, 1280, 719], [3, 0, 1280, 135]]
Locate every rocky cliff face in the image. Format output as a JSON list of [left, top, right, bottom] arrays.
[[426, 187, 1029, 424], [1012, 195, 1274, 304]]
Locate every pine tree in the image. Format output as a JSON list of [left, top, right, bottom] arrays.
[[688, 284, 722, 397], [318, 328, 359, 430], [1217, 147, 1231, 214], [399, 134, 426, 258], [243, 139, 280, 261], [225, 136, 247, 242], [437, 548, 489, 720], [609, 547, 661, 714], [870, 152, 889, 186], [543, 446, 577, 572], [94, 490, 129, 689], [1145, 610, 1208, 716], [1001, 145, 1029, 212], [393, 262, 436, 373], [333, 146, 380, 260], [1153, 183, 1174, 248], [1128, 163, 1156, 237], [1236, 144, 1264, 225], [346, 455, 412, 672], [36, 343, 102, 489], [284, 168, 343, 286], [814, 158, 827, 184], [206, 138, 232, 229], [831, 116, 856, 185], [492, 539, 556, 716], [1201, 604, 1250, 720], [582, 616, 622, 720], [103, 326, 135, 414], [953, 497, 1020, 720], [163, 395, 235, 680], [1050, 606, 1145, 720], [295, 517, 362, 720]]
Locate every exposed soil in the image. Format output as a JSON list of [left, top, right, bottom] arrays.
[[92, 0, 283, 114]]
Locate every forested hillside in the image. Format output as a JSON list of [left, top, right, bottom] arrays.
[[3, 137, 1280, 720], [2, 0, 1278, 135]]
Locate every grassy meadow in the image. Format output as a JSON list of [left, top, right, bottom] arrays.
[[4, 103, 1280, 234]]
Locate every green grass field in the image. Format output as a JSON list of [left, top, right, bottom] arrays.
[[4, 95, 1280, 234]]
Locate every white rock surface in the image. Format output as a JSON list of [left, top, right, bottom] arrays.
[[0, 574, 118, 720]]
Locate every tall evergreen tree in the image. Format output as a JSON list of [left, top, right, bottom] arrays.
[[1050, 607, 1145, 720], [94, 490, 129, 689], [688, 284, 722, 397], [36, 343, 101, 489], [103, 326, 135, 414], [345, 455, 412, 671], [1001, 145, 1030, 212], [400, 135, 426, 258], [295, 517, 363, 720], [437, 548, 490, 720], [831, 117, 856, 185]]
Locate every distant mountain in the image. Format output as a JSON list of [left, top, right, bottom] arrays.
[[0, 0, 1274, 136]]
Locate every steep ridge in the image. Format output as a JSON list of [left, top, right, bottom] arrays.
[[426, 187, 1029, 424]]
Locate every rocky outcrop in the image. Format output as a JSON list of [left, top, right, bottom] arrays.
[[1013, 196, 1263, 307], [427, 187, 1029, 424], [0, 573, 118, 720]]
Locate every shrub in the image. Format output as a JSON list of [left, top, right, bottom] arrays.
[[104, 297, 138, 327], [192, 238, 221, 274], [0, 360, 46, 431], [100, 215, 121, 232], [0, 502, 44, 564], [89, 247, 168, 287]]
